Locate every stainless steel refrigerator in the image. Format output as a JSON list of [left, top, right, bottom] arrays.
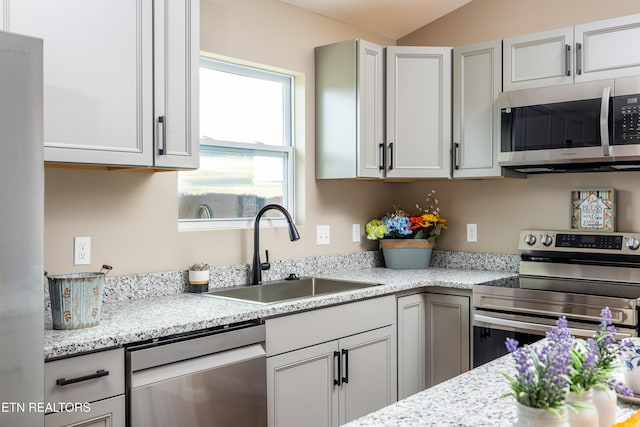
[[0, 31, 44, 426]]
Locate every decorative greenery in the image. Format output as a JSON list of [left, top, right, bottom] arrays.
[[502, 317, 574, 415], [188, 263, 210, 271], [503, 308, 632, 415], [569, 308, 632, 396], [365, 190, 447, 241]]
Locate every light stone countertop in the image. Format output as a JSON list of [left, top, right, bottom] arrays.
[[44, 267, 516, 359], [344, 351, 640, 426]]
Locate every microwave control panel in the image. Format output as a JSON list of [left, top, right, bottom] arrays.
[[613, 95, 640, 145]]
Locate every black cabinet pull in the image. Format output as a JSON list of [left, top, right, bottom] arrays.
[[454, 142, 460, 170], [333, 351, 341, 386], [341, 348, 349, 384], [388, 142, 394, 171], [378, 143, 385, 171], [56, 369, 109, 387], [564, 44, 571, 77], [158, 115, 167, 155]]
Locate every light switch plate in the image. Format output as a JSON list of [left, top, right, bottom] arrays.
[[466, 224, 478, 242], [352, 224, 361, 243]]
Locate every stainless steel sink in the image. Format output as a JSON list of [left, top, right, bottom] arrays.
[[203, 277, 380, 305]]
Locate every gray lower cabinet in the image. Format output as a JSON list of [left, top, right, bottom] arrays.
[[397, 291, 470, 400], [265, 296, 397, 427], [44, 348, 125, 427]]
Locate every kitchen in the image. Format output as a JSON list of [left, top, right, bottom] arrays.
[[4, 0, 640, 426]]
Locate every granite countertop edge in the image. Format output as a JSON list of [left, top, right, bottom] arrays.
[[44, 267, 517, 360]]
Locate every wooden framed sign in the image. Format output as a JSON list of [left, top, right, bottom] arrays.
[[570, 189, 615, 232]]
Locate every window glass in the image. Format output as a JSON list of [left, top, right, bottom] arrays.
[[179, 58, 294, 228]]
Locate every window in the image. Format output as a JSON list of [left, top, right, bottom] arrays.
[[179, 58, 294, 229]]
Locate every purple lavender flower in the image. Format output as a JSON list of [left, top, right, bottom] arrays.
[[502, 316, 574, 409], [505, 337, 519, 353]]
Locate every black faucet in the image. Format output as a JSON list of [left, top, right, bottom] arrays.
[[251, 204, 300, 285]]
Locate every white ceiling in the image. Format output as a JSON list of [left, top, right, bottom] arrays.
[[279, 0, 473, 40]]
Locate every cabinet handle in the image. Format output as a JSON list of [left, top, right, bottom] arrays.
[[575, 43, 582, 75], [388, 142, 394, 171], [341, 349, 349, 384], [333, 351, 341, 386], [158, 115, 167, 155], [454, 143, 460, 170], [56, 369, 109, 387], [564, 44, 571, 77], [378, 143, 385, 171]]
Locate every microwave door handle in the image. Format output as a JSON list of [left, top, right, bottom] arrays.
[[600, 86, 611, 156]]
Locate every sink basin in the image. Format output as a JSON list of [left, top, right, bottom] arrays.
[[203, 277, 380, 305]]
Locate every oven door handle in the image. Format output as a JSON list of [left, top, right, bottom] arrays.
[[473, 314, 633, 339]]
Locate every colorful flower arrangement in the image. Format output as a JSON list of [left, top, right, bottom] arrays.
[[365, 190, 447, 241], [503, 308, 632, 414]]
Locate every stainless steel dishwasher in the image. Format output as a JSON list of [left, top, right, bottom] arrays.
[[125, 320, 266, 427]]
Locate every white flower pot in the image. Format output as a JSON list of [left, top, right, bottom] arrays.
[[513, 401, 569, 427], [188, 269, 209, 284]]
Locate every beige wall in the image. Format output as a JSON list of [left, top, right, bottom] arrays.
[[44, 0, 640, 276]]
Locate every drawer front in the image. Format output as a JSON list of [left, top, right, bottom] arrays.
[[266, 295, 395, 356], [45, 348, 124, 405], [44, 394, 125, 427]]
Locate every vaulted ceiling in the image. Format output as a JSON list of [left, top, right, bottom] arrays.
[[278, 0, 472, 40]]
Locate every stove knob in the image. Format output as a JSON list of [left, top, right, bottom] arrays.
[[627, 238, 640, 250], [523, 234, 536, 246], [540, 235, 553, 246]]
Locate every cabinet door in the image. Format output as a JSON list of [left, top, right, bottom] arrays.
[[575, 14, 640, 83], [44, 395, 125, 427], [338, 326, 397, 425], [453, 40, 503, 178], [267, 341, 339, 427], [8, 0, 154, 166], [396, 294, 427, 400], [386, 46, 452, 178], [315, 39, 384, 179], [152, 0, 199, 169], [503, 27, 574, 91], [425, 293, 470, 387], [357, 40, 385, 178]]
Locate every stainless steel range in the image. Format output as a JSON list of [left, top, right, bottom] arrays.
[[473, 229, 640, 367]]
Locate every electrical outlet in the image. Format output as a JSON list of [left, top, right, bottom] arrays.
[[316, 225, 330, 245], [352, 224, 361, 243], [466, 224, 478, 243], [74, 236, 91, 265]]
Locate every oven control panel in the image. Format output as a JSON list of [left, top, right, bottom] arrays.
[[519, 229, 640, 253]]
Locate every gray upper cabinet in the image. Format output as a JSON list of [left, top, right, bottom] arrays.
[[7, 0, 199, 169], [504, 13, 640, 91], [386, 46, 452, 179], [315, 41, 452, 180], [315, 39, 385, 179], [452, 40, 502, 178], [574, 14, 640, 83], [503, 26, 574, 91]]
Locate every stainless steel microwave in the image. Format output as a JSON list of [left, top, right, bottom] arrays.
[[498, 76, 640, 173]]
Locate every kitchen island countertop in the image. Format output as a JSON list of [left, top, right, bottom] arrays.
[[345, 351, 640, 426], [344, 350, 640, 426], [44, 266, 516, 359]]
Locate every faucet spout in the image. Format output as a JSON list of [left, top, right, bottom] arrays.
[[251, 204, 300, 286]]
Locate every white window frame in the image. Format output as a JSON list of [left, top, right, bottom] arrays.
[[179, 57, 295, 231]]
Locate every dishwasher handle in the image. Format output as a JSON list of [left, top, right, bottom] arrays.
[[131, 343, 265, 389]]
